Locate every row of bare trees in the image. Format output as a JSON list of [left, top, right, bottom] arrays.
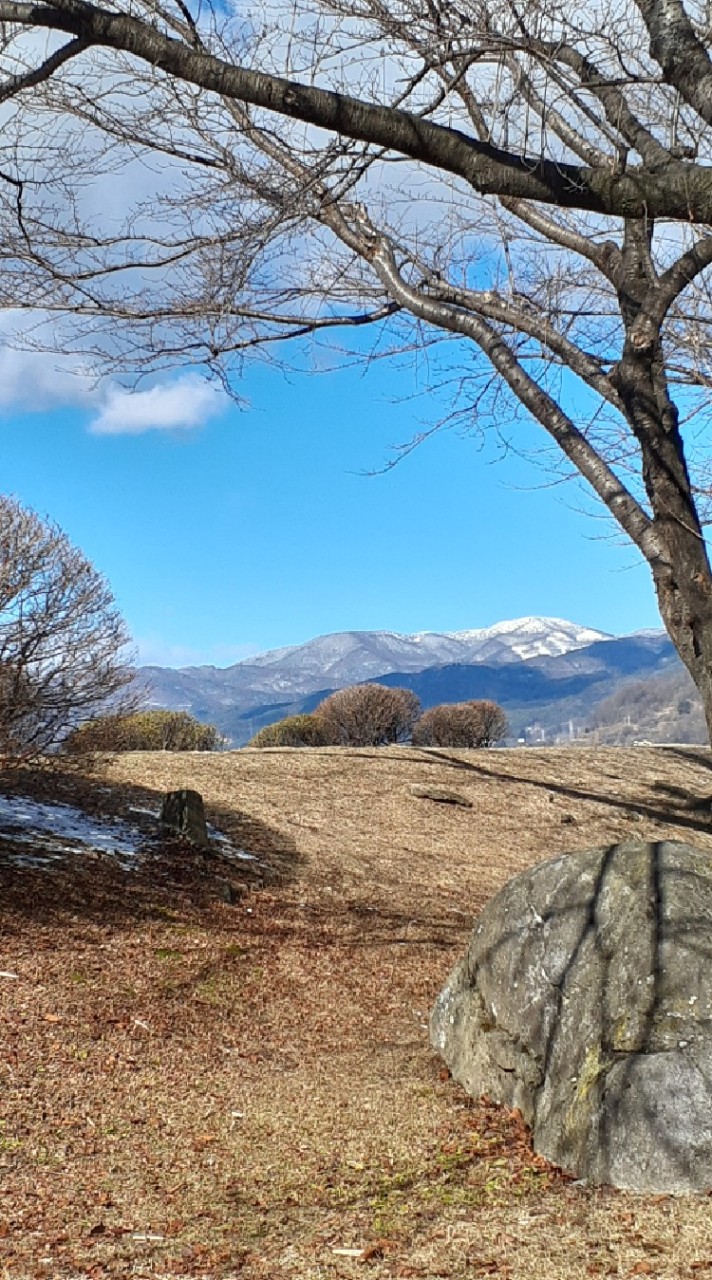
[[249, 684, 507, 748]]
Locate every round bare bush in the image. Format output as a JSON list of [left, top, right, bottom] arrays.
[[248, 713, 334, 747], [64, 709, 222, 753], [413, 700, 508, 748], [315, 684, 420, 747]]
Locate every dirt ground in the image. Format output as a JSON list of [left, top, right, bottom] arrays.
[[3, 743, 712, 1279]]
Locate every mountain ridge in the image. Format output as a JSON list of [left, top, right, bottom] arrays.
[[138, 617, 684, 746], [145, 617, 612, 684]]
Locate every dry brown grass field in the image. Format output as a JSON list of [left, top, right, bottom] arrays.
[[4, 744, 712, 1279]]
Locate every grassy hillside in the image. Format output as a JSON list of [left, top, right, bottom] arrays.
[[2, 745, 712, 1278]]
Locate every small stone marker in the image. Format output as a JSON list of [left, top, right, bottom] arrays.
[[159, 788, 210, 847]]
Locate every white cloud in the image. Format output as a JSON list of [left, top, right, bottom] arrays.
[[0, 315, 98, 411], [89, 375, 227, 436], [0, 313, 229, 434]]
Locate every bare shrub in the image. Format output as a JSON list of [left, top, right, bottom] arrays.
[[248, 713, 334, 748], [315, 684, 420, 747], [0, 496, 136, 760], [413, 701, 508, 748], [64, 709, 222, 754]]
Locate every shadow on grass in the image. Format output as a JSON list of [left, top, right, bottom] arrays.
[[407, 746, 712, 836], [0, 760, 300, 930], [335, 898, 470, 950]]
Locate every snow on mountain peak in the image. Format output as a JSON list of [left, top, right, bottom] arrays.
[[224, 616, 612, 685], [437, 616, 611, 661]]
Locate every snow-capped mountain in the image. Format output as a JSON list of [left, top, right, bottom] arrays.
[[444, 617, 610, 663], [137, 616, 675, 745], [177, 616, 611, 697], [143, 614, 612, 706]]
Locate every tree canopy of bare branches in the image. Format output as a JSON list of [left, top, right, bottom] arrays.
[[0, 496, 136, 759], [248, 713, 334, 747], [3, 0, 712, 728]]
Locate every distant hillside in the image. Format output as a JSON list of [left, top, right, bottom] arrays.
[[590, 667, 706, 744], [374, 633, 678, 743], [137, 620, 683, 745]]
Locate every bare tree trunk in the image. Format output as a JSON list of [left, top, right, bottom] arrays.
[[646, 485, 712, 743], [611, 222, 712, 739]]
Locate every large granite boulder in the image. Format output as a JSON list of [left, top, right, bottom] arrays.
[[431, 840, 712, 1193]]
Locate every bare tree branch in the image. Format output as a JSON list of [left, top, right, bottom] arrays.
[[0, 0, 710, 218], [635, 0, 712, 124]]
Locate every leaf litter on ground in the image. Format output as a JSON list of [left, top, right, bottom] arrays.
[[2, 745, 712, 1278]]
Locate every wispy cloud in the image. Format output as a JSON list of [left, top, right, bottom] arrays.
[[135, 637, 262, 668], [0, 336, 96, 411], [89, 375, 227, 435]]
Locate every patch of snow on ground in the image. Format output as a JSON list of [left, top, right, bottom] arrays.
[[0, 794, 261, 871], [208, 828, 257, 861], [0, 794, 146, 868]]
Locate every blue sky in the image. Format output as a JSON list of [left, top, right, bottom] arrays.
[[0, 349, 662, 667]]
